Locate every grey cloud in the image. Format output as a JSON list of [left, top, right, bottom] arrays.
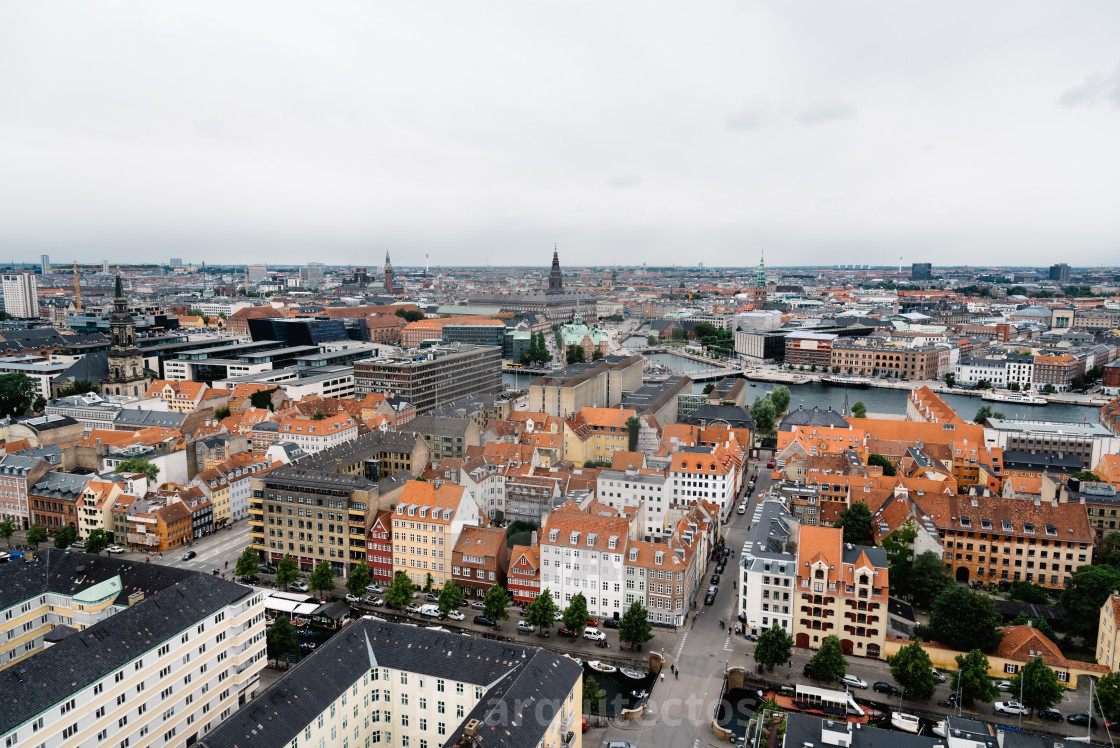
[[798, 102, 857, 125], [726, 101, 770, 131], [605, 175, 643, 189], [1058, 65, 1120, 108]]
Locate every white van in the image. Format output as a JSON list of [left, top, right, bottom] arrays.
[[419, 604, 441, 618]]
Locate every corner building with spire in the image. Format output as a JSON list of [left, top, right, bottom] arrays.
[[104, 274, 149, 396], [469, 245, 597, 321]]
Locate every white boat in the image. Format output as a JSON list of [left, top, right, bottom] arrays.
[[890, 712, 921, 733], [932, 720, 947, 738], [620, 668, 646, 679], [588, 660, 617, 674], [981, 391, 1047, 406]]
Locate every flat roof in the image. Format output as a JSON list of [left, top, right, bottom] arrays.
[[987, 419, 1113, 437]]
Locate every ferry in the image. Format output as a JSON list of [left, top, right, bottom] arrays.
[[761, 684, 871, 725], [588, 660, 617, 674], [821, 376, 871, 389], [981, 391, 1047, 406], [890, 712, 921, 733]]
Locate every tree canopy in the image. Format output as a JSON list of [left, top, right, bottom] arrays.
[[0, 518, 15, 548], [26, 524, 47, 549], [850, 401, 867, 419], [85, 528, 110, 555], [266, 618, 298, 663], [1008, 582, 1049, 605], [1096, 672, 1120, 722], [276, 554, 299, 588], [385, 571, 416, 610], [561, 592, 591, 635], [618, 601, 653, 651], [308, 561, 336, 599], [1011, 656, 1063, 715], [754, 624, 793, 670], [808, 635, 847, 682], [482, 585, 511, 625], [346, 562, 373, 597], [927, 586, 1003, 652], [887, 641, 938, 700], [524, 589, 559, 631], [1061, 564, 1120, 640], [973, 404, 1005, 424], [907, 552, 953, 608], [867, 453, 896, 476], [0, 373, 37, 418], [751, 396, 777, 432], [951, 649, 999, 705], [395, 308, 424, 323], [833, 503, 873, 545], [115, 457, 159, 484], [626, 416, 641, 452], [438, 579, 465, 617], [236, 547, 259, 578], [770, 386, 791, 414]]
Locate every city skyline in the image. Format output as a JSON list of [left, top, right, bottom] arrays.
[[1, 3, 1118, 266]]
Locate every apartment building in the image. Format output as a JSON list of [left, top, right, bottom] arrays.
[[784, 332, 837, 368], [75, 479, 124, 540], [29, 471, 90, 531], [193, 453, 279, 525], [984, 418, 1120, 471], [145, 379, 230, 413], [667, 444, 739, 521], [299, 428, 430, 480], [738, 500, 799, 636], [406, 414, 481, 460], [127, 499, 193, 551], [1, 272, 39, 318], [1097, 592, 1120, 671], [198, 619, 582, 748], [527, 354, 644, 418], [538, 502, 635, 621], [955, 356, 1009, 388], [0, 552, 265, 748], [353, 344, 502, 413], [391, 480, 482, 589], [0, 453, 52, 529], [365, 509, 394, 584], [562, 406, 636, 464], [831, 342, 945, 380], [598, 466, 671, 540], [1033, 353, 1081, 391], [250, 464, 378, 575], [1046, 474, 1120, 542], [623, 511, 706, 628], [508, 544, 541, 605], [275, 413, 359, 455], [452, 526, 509, 600], [793, 524, 889, 659]]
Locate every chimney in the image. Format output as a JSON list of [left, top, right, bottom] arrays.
[[530, 530, 537, 546], [128, 591, 145, 606]]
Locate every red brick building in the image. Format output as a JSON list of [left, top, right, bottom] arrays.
[[366, 509, 394, 585], [507, 544, 540, 606], [452, 526, 509, 600]]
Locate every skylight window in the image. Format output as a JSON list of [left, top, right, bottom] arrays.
[[1002, 520, 1014, 532], [1045, 525, 1057, 536], [1023, 523, 1035, 534], [959, 516, 971, 528], [980, 519, 992, 530]]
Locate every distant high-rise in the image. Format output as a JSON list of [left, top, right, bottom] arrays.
[[169, 257, 183, 268], [304, 261, 325, 289], [101, 259, 109, 272], [1049, 263, 1071, 284], [247, 264, 268, 283], [1, 272, 39, 318], [40, 255, 50, 274], [911, 262, 932, 281]]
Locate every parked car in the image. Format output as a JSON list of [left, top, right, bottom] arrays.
[[1038, 709, 1063, 722], [444, 610, 465, 621], [516, 621, 536, 634], [470, 600, 487, 610], [345, 593, 362, 603], [289, 581, 309, 592], [419, 604, 440, 618], [474, 615, 495, 626], [106, 545, 125, 554], [994, 701, 1029, 716], [873, 682, 900, 697], [711, 573, 722, 585], [842, 675, 868, 689], [766, 461, 776, 469], [585, 619, 599, 627], [803, 663, 815, 678], [182, 551, 197, 561], [259, 564, 276, 574], [606, 743, 637, 748], [1067, 713, 1095, 728], [366, 584, 385, 594], [70, 540, 86, 549], [364, 596, 384, 606], [584, 629, 607, 643], [240, 575, 259, 585], [704, 589, 717, 606], [994, 680, 1013, 692], [425, 593, 440, 603], [603, 618, 620, 629], [406, 604, 422, 614], [931, 667, 946, 683], [558, 627, 579, 638], [737, 504, 747, 515]]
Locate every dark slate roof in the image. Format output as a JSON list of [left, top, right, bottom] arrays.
[[686, 404, 756, 430], [407, 415, 473, 438], [298, 429, 423, 470], [29, 471, 90, 500], [1002, 451, 1082, 473], [200, 620, 580, 748], [993, 599, 1066, 624], [14, 414, 80, 433], [0, 567, 250, 735], [260, 463, 376, 491], [53, 351, 110, 384], [779, 404, 850, 430], [887, 597, 916, 622], [377, 470, 414, 494], [113, 409, 187, 429], [841, 544, 888, 568]]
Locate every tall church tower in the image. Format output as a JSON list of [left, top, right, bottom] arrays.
[[383, 250, 394, 295], [753, 251, 767, 306], [105, 274, 148, 396], [547, 244, 563, 294]]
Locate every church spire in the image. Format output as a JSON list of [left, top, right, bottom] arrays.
[[547, 244, 563, 294], [114, 273, 126, 311]]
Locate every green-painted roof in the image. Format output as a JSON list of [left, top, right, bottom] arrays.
[[73, 575, 123, 605]]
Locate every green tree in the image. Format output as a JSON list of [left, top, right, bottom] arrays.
[[85, 528, 110, 555], [114, 457, 159, 484], [394, 308, 424, 323], [1009, 382, 1021, 392], [54, 525, 77, 549], [881, 519, 919, 597], [1061, 564, 1120, 640], [1096, 671, 1120, 722], [850, 401, 867, 419], [808, 635, 847, 682], [385, 571, 416, 610], [751, 396, 777, 432], [1010, 656, 1063, 715], [1008, 582, 1049, 605], [1072, 470, 1104, 483], [703, 382, 716, 394], [693, 322, 719, 339], [583, 674, 604, 714], [266, 618, 298, 663], [438, 579, 465, 617], [0, 373, 37, 418], [887, 641, 938, 700], [1098, 532, 1120, 566], [276, 554, 299, 588], [973, 404, 1004, 424], [0, 518, 15, 548], [309, 561, 335, 600], [57, 379, 99, 397], [310, 408, 326, 420], [951, 649, 998, 706], [592, 349, 604, 360], [908, 551, 952, 608], [753, 624, 793, 671], [32, 396, 46, 413], [561, 592, 591, 636], [482, 584, 511, 626], [626, 416, 641, 452], [249, 388, 278, 410], [1042, 384, 1055, 395], [346, 561, 373, 597], [27, 523, 47, 549], [423, 572, 434, 592], [524, 588, 559, 632], [214, 407, 231, 420], [866, 453, 896, 476], [618, 600, 653, 651], [770, 385, 791, 414], [928, 586, 1003, 652], [236, 547, 260, 578], [944, 373, 956, 387], [833, 502, 873, 545], [566, 345, 585, 364]]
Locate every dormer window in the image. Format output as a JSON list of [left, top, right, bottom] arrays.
[[629, 548, 639, 562], [1045, 525, 1057, 536], [1024, 523, 1035, 534], [1002, 520, 1013, 532], [548, 529, 559, 542], [608, 536, 618, 550], [570, 531, 580, 545], [655, 552, 664, 566], [980, 519, 992, 530], [960, 516, 971, 528]]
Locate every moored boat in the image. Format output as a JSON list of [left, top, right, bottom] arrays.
[[620, 668, 646, 679], [588, 660, 617, 674], [890, 712, 921, 733], [981, 391, 1047, 405], [762, 685, 870, 725]]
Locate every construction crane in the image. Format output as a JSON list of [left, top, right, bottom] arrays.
[[73, 262, 82, 311]]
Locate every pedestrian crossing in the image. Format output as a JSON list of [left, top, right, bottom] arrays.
[[674, 631, 688, 660], [723, 635, 734, 652]]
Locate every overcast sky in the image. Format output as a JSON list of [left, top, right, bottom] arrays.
[[1, 2, 1118, 268]]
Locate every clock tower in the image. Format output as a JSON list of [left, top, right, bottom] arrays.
[[104, 274, 148, 396]]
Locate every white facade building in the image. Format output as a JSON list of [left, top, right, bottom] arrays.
[[1, 272, 39, 318], [738, 499, 799, 636], [539, 511, 633, 620], [954, 356, 1008, 388], [597, 467, 670, 540]]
